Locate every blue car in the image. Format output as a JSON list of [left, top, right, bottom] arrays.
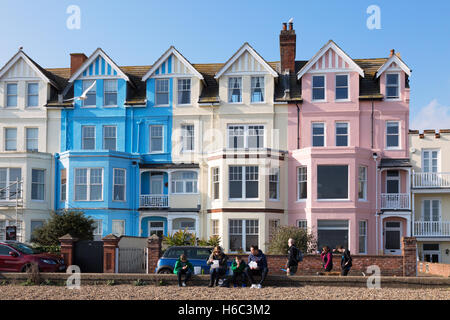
[[155, 246, 232, 274]]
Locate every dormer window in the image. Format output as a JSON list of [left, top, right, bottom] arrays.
[[228, 77, 242, 103], [386, 73, 399, 99], [26, 83, 39, 107], [6, 83, 17, 108], [177, 79, 191, 105], [251, 77, 264, 103], [104, 80, 117, 106], [156, 79, 169, 106], [335, 75, 348, 100], [312, 75, 325, 101], [83, 80, 96, 107]]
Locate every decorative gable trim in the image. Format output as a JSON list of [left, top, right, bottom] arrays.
[[142, 46, 203, 81], [214, 42, 278, 79], [68, 48, 130, 83], [376, 54, 411, 78], [0, 50, 57, 87], [297, 40, 364, 79]]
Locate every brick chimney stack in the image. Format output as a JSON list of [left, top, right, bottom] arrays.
[[280, 21, 296, 74], [70, 53, 88, 75]]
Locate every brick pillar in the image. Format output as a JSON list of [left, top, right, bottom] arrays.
[[402, 237, 417, 277], [147, 234, 162, 274], [59, 234, 78, 266], [102, 234, 120, 273]]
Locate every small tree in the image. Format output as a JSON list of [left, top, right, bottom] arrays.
[[267, 226, 316, 255], [163, 229, 196, 246], [32, 210, 95, 246]]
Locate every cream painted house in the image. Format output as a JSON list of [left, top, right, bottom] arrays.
[[410, 129, 450, 263], [0, 49, 60, 242]]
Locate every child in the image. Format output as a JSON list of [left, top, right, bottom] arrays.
[[320, 246, 333, 272], [231, 256, 247, 287], [174, 254, 193, 287]]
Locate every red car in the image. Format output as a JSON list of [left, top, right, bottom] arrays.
[[0, 241, 66, 272]]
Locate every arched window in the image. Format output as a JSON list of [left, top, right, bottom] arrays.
[[171, 171, 198, 194]]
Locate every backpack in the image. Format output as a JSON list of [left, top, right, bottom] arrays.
[[294, 247, 303, 263]]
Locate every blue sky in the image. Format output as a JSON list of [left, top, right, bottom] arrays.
[[1, 0, 449, 129]]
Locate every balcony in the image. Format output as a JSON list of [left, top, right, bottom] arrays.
[[414, 221, 450, 237], [380, 193, 410, 210], [412, 172, 450, 189], [139, 195, 169, 208]]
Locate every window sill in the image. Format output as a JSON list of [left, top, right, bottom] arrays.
[[250, 101, 266, 105], [176, 104, 192, 107], [227, 102, 243, 105], [171, 193, 199, 195], [81, 106, 97, 108], [385, 147, 401, 151], [154, 105, 170, 108], [228, 199, 261, 202], [316, 199, 350, 202], [311, 100, 327, 103], [268, 199, 280, 202], [296, 199, 307, 203], [334, 99, 351, 103], [104, 105, 118, 108]]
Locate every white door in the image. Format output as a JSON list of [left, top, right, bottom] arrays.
[[149, 221, 165, 237], [150, 175, 163, 195], [384, 221, 402, 255]]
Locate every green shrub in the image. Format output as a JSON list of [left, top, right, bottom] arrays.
[[163, 229, 196, 246], [267, 226, 316, 255], [134, 279, 146, 286], [32, 210, 96, 246], [31, 244, 61, 255], [106, 279, 116, 286]]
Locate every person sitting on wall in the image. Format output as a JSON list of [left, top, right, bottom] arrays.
[[174, 254, 193, 287], [245, 245, 269, 289], [320, 246, 333, 273], [231, 256, 247, 287], [335, 245, 352, 276], [207, 246, 228, 287]]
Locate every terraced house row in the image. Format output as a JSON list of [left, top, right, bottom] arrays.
[[2, 22, 447, 257]]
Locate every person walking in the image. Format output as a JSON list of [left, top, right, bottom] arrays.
[[336, 245, 352, 276], [320, 246, 333, 272], [207, 246, 228, 287], [245, 245, 269, 289], [286, 238, 302, 276], [174, 254, 193, 287]]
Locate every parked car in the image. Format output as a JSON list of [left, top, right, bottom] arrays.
[[155, 246, 232, 274], [0, 241, 66, 272]]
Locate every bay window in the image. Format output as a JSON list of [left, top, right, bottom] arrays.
[[113, 168, 126, 201], [75, 168, 103, 201], [171, 171, 198, 194], [229, 219, 259, 252], [229, 166, 258, 200], [317, 165, 348, 200], [31, 169, 45, 201], [0, 168, 21, 200], [228, 124, 264, 149]]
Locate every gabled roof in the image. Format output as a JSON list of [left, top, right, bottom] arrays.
[[375, 54, 411, 78], [68, 48, 130, 83], [142, 46, 203, 81], [297, 40, 364, 79], [0, 49, 60, 89], [214, 42, 278, 79]]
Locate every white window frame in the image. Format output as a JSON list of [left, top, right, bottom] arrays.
[[113, 168, 126, 202], [297, 166, 307, 201], [335, 122, 349, 147], [4, 128, 17, 151], [312, 75, 326, 102], [82, 80, 96, 108], [149, 125, 164, 153], [359, 220, 367, 254], [386, 121, 400, 150], [181, 124, 195, 152], [155, 79, 170, 106], [25, 127, 39, 152], [149, 221, 165, 237], [170, 171, 198, 194], [335, 74, 349, 101], [421, 149, 440, 173], [26, 82, 39, 108], [82, 126, 96, 150], [212, 167, 220, 200], [358, 166, 368, 201], [31, 168, 45, 201], [228, 166, 259, 200], [60, 168, 67, 202], [227, 124, 265, 149], [269, 167, 280, 201], [385, 170, 401, 194], [250, 76, 265, 103], [421, 199, 441, 222], [93, 219, 103, 236], [297, 220, 308, 230], [112, 219, 125, 237], [385, 72, 400, 100], [74, 168, 104, 202], [228, 77, 242, 103], [103, 125, 117, 151], [312, 122, 325, 147], [6, 82, 18, 108], [103, 79, 118, 107], [0, 168, 22, 201], [228, 219, 259, 253], [211, 219, 219, 236], [177, 78, 191, 105]]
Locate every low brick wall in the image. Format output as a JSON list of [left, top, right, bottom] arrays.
[[229, 254, 403, 276], [418, 261, 450, 277]]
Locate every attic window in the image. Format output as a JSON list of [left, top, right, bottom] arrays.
[[228, 77, 242, 103], [156, 79, 169, 106], [312, 75, 325, 101], [251, 77, 264, 103], [386, 73, 399, 99]]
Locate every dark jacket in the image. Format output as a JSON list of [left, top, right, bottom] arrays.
[[231, 259, 247, 273], [340, 249, 352, 269], [321, 252, 333, 270], [174, 259, 193, 274], [248, 250, 268, 270], [207, 252, 228, 268], [287, 245, 299, 267]]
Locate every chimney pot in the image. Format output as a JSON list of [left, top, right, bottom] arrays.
[[70, 53, 88, 76], [282, 23, 287, 31], [390, 49, 395, 57], [289, 22, 293, 30]]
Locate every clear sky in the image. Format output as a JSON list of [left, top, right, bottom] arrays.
[[1, 0, 449, 129]]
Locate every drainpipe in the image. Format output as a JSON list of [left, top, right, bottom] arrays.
[[373, 152, 379, 254], [54, 153, 59, 213], [371, 98, 374, 148], [296, 104, 300, 149]]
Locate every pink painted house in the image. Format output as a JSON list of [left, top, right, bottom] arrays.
[[282, 24, 412, 255]]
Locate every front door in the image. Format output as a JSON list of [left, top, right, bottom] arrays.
[[384, 221, 402, 255], [149, 221, 165, 238]]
